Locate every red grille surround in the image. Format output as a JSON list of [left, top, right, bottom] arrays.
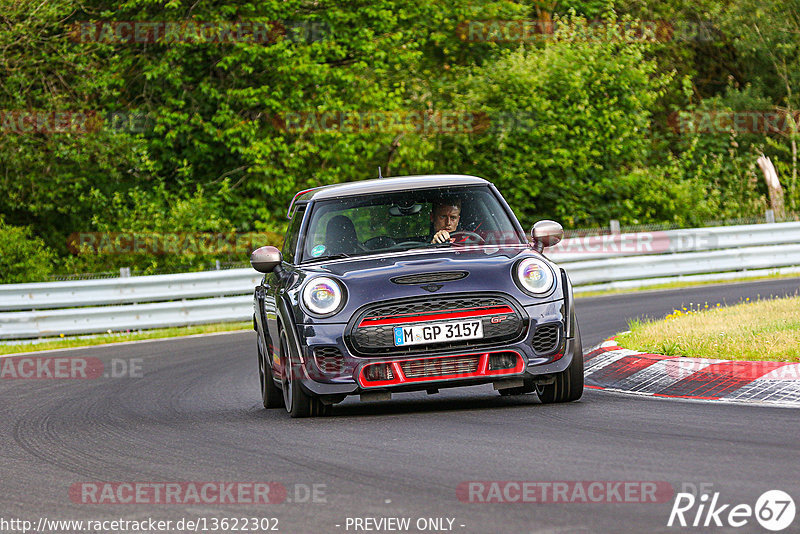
[[358, 305, 514, 327]]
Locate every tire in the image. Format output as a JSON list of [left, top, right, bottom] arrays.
[[258, 329, 284, 409], [279, 328, 331, 418], [536, 323, 584, 404]]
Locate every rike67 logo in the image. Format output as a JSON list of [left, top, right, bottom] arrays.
[[668, 489, 795, 531]]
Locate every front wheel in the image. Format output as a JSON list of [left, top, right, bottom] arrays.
[[536, 324, 584, 404], [258, 329, 284, 409], [279, 328, 331, 418]]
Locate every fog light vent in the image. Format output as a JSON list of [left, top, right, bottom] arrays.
[[532, 324, 560, 354], [488, 352, 519, 371], [314, 346, 345, 374], [364, 363, 395, 382]]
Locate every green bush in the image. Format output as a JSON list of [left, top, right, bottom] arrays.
[[436, 13, 673, 227], [0, 217, 55, 283], [64, 183, 282, 276]]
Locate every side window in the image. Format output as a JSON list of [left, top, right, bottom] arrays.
[[305, 207, 336, 257], [282, 207, 305, 264]]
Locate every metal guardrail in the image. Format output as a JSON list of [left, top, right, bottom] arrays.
[[548, 222, 800, 262], [548, 222, 800, 292], [564, 244, 800, 286], [1, 222, 799, 340], [0, 270, 261, 312], [0, 296, 252, 340]]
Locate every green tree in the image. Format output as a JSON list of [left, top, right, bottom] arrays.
[[716, 0, 800, 210]]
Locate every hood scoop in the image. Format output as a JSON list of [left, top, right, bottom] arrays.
[[390, 271, 469, 285]]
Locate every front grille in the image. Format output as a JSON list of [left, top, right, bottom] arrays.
[[400, 355, 480, 379], [391, 271, 468, 284], [347, 294, 525, 356], [531, 324, 560, 354], [314, 346, 345, 374], [358, 295, 503, 318]]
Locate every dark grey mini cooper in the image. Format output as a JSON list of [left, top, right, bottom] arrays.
[[251, 175, 582, 417]]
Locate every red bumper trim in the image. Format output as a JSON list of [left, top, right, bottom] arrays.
[[358, 350, 524, 388], [358, 306, 514, 327]]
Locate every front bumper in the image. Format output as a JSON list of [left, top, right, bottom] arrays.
[[293, 299, 574, 396]]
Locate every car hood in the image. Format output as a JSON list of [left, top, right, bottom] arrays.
[[294, 245, 564, 323]]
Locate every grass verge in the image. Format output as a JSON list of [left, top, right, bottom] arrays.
[[0, 322, 252, 355], [616, 295, 800, 362]]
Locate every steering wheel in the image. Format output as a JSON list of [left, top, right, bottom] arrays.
[[449, 231, 485, 245]]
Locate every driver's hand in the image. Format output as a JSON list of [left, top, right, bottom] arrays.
[[432, 230, 452, 244]]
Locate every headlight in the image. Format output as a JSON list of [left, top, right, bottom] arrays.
[[514, 258, 555, 295], [301, 277, 345, 317]]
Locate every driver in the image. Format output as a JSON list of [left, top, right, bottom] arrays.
[[430, 198, 461, 244]]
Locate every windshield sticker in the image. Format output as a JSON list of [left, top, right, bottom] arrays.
[[311, 244, 326, 257]]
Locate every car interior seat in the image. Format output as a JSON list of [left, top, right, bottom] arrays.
[[325, 214, 360, 255]]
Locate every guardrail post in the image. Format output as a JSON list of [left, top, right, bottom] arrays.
[[120, 267, 131, 278], [766, 209, 776, 223], [609, 219, 621, 235]]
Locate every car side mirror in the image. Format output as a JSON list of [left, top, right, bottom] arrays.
[[530, 220, 563, 253], [250, 246, 282, 273]]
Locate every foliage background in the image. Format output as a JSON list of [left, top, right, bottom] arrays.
[[1, 0, 798, 281]]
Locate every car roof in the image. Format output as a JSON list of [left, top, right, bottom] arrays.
[[287, 175, 489, 218]]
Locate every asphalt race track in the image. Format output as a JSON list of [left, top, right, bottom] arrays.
[[1, 278, 799, 534]]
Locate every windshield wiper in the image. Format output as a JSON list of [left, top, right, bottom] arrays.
[[393, 242, 453, 253], [303, 253, 351, 263]]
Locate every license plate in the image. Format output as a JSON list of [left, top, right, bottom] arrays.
[[393, 320, 484, 346]]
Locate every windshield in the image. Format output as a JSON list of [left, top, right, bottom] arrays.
[[299, 185, 525, 263]]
